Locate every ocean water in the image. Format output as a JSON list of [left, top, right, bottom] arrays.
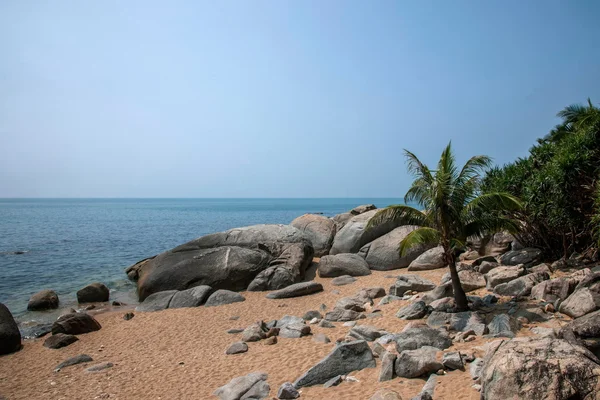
[[0, 198, 403, 323]]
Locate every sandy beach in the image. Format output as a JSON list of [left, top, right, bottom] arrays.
[[0, 264, 564, 400]]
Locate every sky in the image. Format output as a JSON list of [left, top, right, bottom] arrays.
[[1, 1, 599, 198]]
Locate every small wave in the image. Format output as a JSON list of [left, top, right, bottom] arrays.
[[0, 250, 28, 255]]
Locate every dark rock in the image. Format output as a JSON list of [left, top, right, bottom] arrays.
[[205, 290, 246, 307], [480, 337, 600, 399], [499, 248, 542, 267], [44, 333, 78, 349], [303, 310, 322, 320], [277, 382, 300, 399], [54, 354, 93, 371], [407, 246, 445, 271], [394, 326, 452, 353], [135, 290, 177, 312], [322, 375, 343, 388], [20, 323, 53, 339], [472, 255, 497, 267], [559, 309, 600, 357], [77, 282, 109, 303], [126, 224, 313, 301], [86, 362, 114, 372], [331, 275, 357, 286], [318, 319, 335, 328], [395, 346, 443, 378], [27, 290, 59, 311], [318, 254, 371, 278], [330, 209, 404, 255], [213, 371, 270, 400], [169, 285, 212, 308], [351, 204, 377, 214], [112, 301, 124, 306], [225, 342, 249, 355], [294, 340, 376, 387], [559, 288, 600, 318], [291, 214, 336, 257], [123, 312, 134, 320], [228, 328, 244, 334], [363, 287, 386, 299], [478, 261, 499, 274], [0, 303, 21, 355], [348, 325, 389, 341], [396, 301, 428, 320], [266, 282, 323, 299], [359, 226, 431, 271], [51, 313, 101, 335]]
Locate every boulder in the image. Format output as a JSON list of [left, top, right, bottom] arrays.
[[242, 322, 267, 342], [318, 254, 371, 277], [225, 342, 249, 355], [276, 315, 304, 328], [559, 288, 600, 318], [427, 311, 486, 335], [379, 351, 397, 381], [330, 210, 405, 255], [395, 346, 443, 378], [331, 212, 354, 231], [126, 224, 313, 301], [472, 255, 497, 267], [560, 309, 600, 357], [291, 214, 336, 257], [478, 261, 499, 274], [51, 313, 101, 335], [324, 308, 365, 322], [362, 287, 386, 299], [442, 351, 464, 370], [470, 232, 515, 256], [499, 248, 542, 267], [0, 303, 21, 355], [480, 337, 600, 400], [359, 226, 431, 271], [494, 271, 550, 297], [54, 354, 93, 371], [487, 314, 521, 336], [530, 263, 552, 275], [530, 277, 575, 303], [76, 283, 109, 303], [394, 326, 452, 353], [277, 382, 300, 399], [293, 340, 376, 387], [396, 301, 428, 320], [205, 290, 246, 307], [485, 265, 526, 289], [266, 281, 323, 299], [214, 371, 270, 400], [169, 285, 212, 308], [351, 204, 377, 214], [441, 270, 485, 292], [331, 275, 356, 286], [348, 325, 389, 341], [421, 282, 454, 304], [44, 333, 78, 349], [135, 290, 177, 312], [303, 310, 322, 321], [575, 272, 600, 292], [27, 289, 59, 311], [389, 275, 436, 296], [407, 247, 445, 271], [279, 323, 311, 339]]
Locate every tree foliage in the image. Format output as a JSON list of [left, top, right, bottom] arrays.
[[482, 99, 600, 259]]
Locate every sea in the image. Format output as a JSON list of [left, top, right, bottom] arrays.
[[0, 198, 403, 326]]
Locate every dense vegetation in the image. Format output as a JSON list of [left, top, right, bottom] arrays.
[[482, 99, 600, 260], [368, 144, 521, 311]]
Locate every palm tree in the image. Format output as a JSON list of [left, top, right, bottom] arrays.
[[367, 143, 522, 311], [541, 98, 599, 144]]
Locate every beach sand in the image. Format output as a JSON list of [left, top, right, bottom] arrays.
[[0, 266, 556, 400]]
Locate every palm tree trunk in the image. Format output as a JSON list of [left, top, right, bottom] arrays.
[[445, 249, 469, 311]]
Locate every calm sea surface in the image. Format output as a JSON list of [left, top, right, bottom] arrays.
[[0, 198, 404, 323]]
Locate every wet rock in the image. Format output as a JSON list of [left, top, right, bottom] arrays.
[[54, 354, 93, 371], [77, 282, 109, 303], [169, 285, 212, 308], [51, 313, 101, 335], [44, 333, 78, 349], [318, 254, 371, 277], [395, 346, 443, 378], [396, 301, 428, 320], [214, 371, 270, 400], [294, 340, 376, 387], [205, 290, 246, 307], [225, 342, 249, 355], [20, 323, 53, 339], [27, 290, 59, 311]]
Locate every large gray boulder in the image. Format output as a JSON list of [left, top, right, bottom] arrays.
[[318, 253, 371, 277], [487, 314, 521, 336], [441, 270, 485, 292], [396, 301, 428, 320], [266, 281, 323, 299], [485, 265, 526, 289], [531, 277, 575, 303], [559, 288, 600, 319], [290, 214, 336, 257], [499, 248, 542, 267], [213, 371, 270, 400], [480, 337, 600, 400], [0, 303, 21, 355], [393, 326, 452, 353], [169, 285, 212, 308], [427, 311, 486, 335], [560, 309, 600, 358], [389, 275, 436, 296], [395, 346, 443, 378], [293, 340, 376, 387], [205, 290, 245, 307], [135, 290, 177, 312], [407, 246, 445, 271], [126, 224, 314, 301], [330, 209, 405, 255], [494, 271, 550, 297], [359, 226, 431, 270], [27, 289, 59, 311]]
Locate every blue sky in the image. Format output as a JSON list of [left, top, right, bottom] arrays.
[[1, 1, 599, 198]]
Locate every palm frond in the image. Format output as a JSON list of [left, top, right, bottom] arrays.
[[398, 227, 440, 256], [404, 149, 434, 183], [463, 192, 522, 219], [404, 178, 433, 207], [366, 205, 429, 230], [463, 217, 521, 238], [457, 155, 492, 182]]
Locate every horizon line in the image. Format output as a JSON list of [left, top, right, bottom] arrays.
[[0, 196, 407, 200]]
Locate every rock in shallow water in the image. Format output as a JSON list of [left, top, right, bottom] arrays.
[[27, 289, 59, 311], [77, 282, 109, 303]]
